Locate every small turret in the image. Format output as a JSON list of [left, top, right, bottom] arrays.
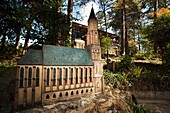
[[86, 7, 99, 46], [88, 7, 97, 20]]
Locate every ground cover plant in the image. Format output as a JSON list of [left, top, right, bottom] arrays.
[[104, 55, 170, 91]]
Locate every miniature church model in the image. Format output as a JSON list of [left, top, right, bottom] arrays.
[[14, 7, 104, 107]]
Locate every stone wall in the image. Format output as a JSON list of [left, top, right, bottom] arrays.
[[130, 90, 170, 100], [130, 90, 170, 113]]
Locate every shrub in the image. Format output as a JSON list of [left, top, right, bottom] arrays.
[[116, 55, 134, 73], [134, 53, 145, 60], [103, 71, 132, 88]]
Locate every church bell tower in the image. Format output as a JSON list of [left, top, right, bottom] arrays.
[[86, 7, 104, 93], [86, 7, 101, 61]]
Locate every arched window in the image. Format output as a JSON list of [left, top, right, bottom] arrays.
[[65, 92, 68, 96], [65, 68, 68, 83], [90, 68, 92, 82], [53, 93, 56, 98], [59, 92, 62, 97], [91, 88, 93, 92], [46, 94, 50, 99], [28, 67, 32, 87], [71, 91, 74, 95], [19, 67, 24, 88], [86, 89, 88, 93], [81, 90, 83, 94], [81, 68, 83, 83], [76, 90, 79, 94], [53, 68, 56, 86], [36, 68, 40, 87], [85, 68, 88, 83], [70, 68, 73, 84], [46, 68, 50, 86], [59, 68, 62, 85], [76, 68, 78, 84]]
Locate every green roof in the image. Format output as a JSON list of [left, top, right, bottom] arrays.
[[18, 49, 42, 65], [18, 45, 93, 66]]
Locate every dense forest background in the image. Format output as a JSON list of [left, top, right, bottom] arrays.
[[0, 0, 170, 63]]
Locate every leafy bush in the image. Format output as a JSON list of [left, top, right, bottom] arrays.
[[134, 53, 145, 60], [103, 71, 132, 88], [126, 96, 151, 113], [0, 60, 17, 67], [116, 55, 134, 73], [114, 55, 170, 91], [129, 103, 150, 113]]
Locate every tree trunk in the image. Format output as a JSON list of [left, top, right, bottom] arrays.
[[154, 0, 159, 18], [23, 30, 30, 54], [67, 0, 73, 47], [0, 34, 6, 51], [15, 29, 20, 50], [123, 0, 129, 55], [138, 27, 140, 51], [153, 0, 159, 52], [122, 1, 126, 55], [120, 8, 124, 56], [103, 3, 110, 66]]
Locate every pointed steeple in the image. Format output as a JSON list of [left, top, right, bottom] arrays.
[[88, 7, 97, 20], [86, 6, 99, 46]]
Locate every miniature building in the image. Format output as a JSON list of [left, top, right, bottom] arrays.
[[15, 7, 104, 107], [74, 39, 85, 49]]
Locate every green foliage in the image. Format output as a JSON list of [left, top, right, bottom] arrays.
[[0, 61, 16, 78], [144, 14, 170, 64], [129, 66, 143, 78], [0, 60, 17, 67], [134, 53, 145, 60], [0, 67, 16, 112], [110, 1, 141, 31], [128, 102, 150, 113], [0, 0, 70, 53], [103, 71, 131, 88], [114, 55, 170, 91], [131, 63, 170, 91], [116, 55, 134, 72], [113, 55, 144, 88], [99, 35, 112, 54]]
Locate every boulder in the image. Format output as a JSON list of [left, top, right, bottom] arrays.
[[66, 103, 96, 113], [69, 102, 78, 109]]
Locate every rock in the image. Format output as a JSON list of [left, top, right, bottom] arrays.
[[50, 108, 59, 113], [69, 102, 78, 109], [66, 103, 95, 113], [58, 104, 68, 110], [43, 104, 56, 109], [98, 98, 114, 113], [105, 110, 113, 113], [114, 89, 121, 94], [32, 108, 44, 113], [80, 98, 92, 107], [98, 98, 107, 103]]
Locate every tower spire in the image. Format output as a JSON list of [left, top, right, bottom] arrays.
[[86, 6, 99, 46], [88, 7, 97, 20]]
